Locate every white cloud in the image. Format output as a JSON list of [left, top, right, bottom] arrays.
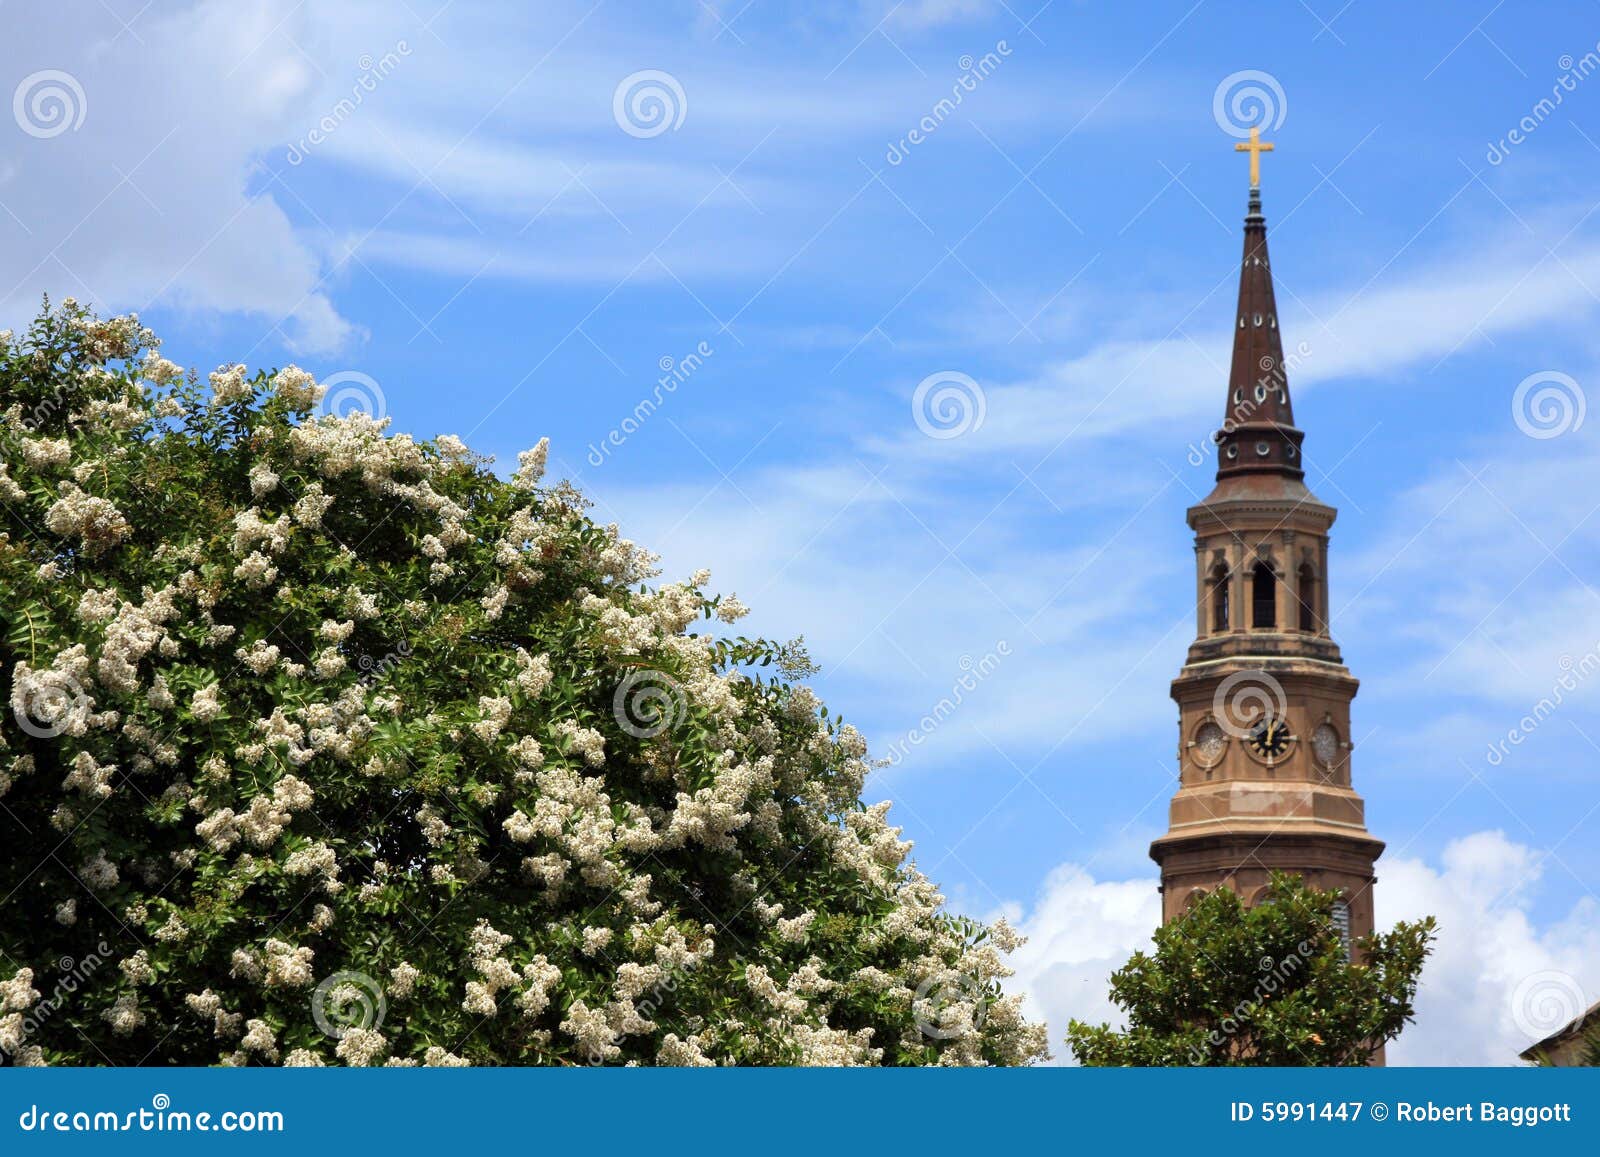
[[996, 865, 1159, 1065], [998, 831, 1600, 1066], [1380, 831, 1600, 1066], [0, 0, 356, 352]]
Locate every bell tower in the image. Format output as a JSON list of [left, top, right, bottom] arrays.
[[1149, 140, 1384, 955]]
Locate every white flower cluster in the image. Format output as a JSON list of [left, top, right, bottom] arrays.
[[0, 968, 44, 1065], [44, 484, 130, 556], [0, 308, 1046, 1068]]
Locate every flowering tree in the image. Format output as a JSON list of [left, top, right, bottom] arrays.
[[0, 303, 1048, 1068], [1067, 874, 1434, 1066]]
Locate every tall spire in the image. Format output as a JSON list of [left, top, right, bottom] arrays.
[[1215, 180, 1305, 482], [1152, 143, 1384, 1015]]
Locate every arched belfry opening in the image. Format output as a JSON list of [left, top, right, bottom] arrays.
[[1297, 563, 1319, 633], [1251, 560, 1276, 629], [1210, 561, 1232, 632]]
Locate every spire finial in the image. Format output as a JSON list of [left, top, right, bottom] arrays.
[[1234, 125, 1274, 189]]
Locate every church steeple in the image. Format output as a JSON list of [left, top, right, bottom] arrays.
[[1150, 137, 1385, 1033], [1215, 182, 1304, 482]]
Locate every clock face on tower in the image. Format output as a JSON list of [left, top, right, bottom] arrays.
[[1248, 715, 1293, 760]]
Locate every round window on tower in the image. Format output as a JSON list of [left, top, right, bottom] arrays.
[[1313, 723, 1341, 769], [1193, 721, 1228, 769], [1256, 441, 1271, 457], [1226, 445, 1239, 460]]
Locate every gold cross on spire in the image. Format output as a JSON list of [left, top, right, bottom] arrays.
[[1234, 125, 1274, 188]]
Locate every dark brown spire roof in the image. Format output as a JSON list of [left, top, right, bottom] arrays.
[[1214, 187, 1305, 482]]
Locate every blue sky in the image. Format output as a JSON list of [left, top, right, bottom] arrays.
[[7, 0, 1600, 1063]]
